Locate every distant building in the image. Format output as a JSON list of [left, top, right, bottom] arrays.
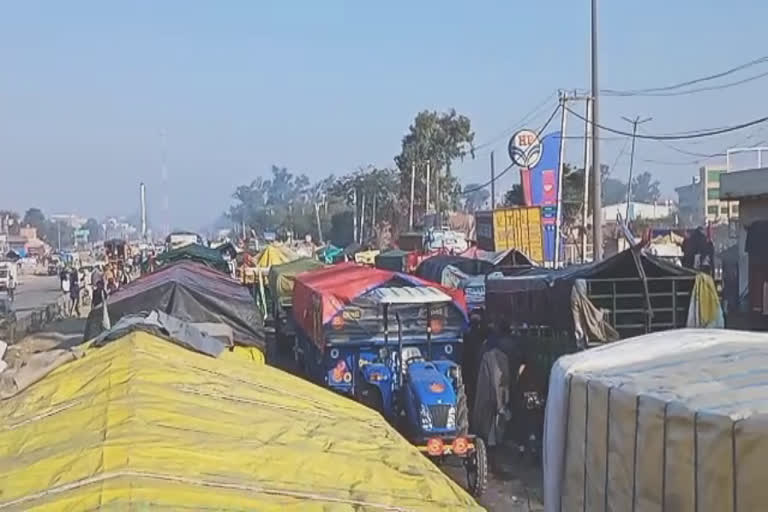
[[700, 164, 738, 224], [675, 176, 704, 227], [602, 201, 676, 223], [49, 214, 87, 229], [675, 165, 739, 227]]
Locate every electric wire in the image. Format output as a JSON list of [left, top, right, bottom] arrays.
[[565, 107, 768, 140], [602, 55, 768, 96], [461, 104, 561, 195]]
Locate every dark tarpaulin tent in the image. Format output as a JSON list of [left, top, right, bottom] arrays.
[[485, 247, 696, 330], [155, 243, 230, 273], [414, 255, 496, 284], [84, 261, 264, 349], [374, 249, 410, 273]]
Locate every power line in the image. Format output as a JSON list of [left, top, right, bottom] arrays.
[[472, 92, 558, 153], [565, 107, 768, 140], [603, 55, 768, 95], [604, 70, 768, 97], [462, 104, 561, 195]]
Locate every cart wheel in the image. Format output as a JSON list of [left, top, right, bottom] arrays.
[[466, 437, 488, 498], [455, 382, 469, 436]]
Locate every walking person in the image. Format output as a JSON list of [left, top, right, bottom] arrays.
[[69, 268, 81, 317]]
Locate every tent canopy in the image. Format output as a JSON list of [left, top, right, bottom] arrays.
[[0, 331, 481, 511], [292, 263, 467, 347], [255, 244, 297, 269], [84, 261, 264, 348], [460, 247, 535, 267], [374, 249, 410, 272], [486, 247, 696, 328], [155, 243, 229, 273], [415, 255, 496, 284], [268, 257, 326, 309]]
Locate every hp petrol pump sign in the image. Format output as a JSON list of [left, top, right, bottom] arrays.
[[508, 129, 542, 168]]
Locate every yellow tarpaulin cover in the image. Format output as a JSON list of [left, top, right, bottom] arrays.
[[0, 331, 481, 511], [354, 250, 381, 265], [256, 244, 297, 269]]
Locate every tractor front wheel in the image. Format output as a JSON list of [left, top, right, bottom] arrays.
[[465, 437, 488, 498], [455, 382, 469, 436]]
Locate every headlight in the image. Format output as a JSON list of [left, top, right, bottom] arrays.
[[419, 404, 432, 430], [446, 405, 456, 430]]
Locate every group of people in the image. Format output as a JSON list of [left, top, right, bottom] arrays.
[[60, 263, 129, 317]]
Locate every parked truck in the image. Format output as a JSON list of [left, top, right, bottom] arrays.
[[474, 206, 544, 263]]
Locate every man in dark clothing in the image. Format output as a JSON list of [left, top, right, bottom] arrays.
[[69, 269, 80, 317], [92, 280, 106, 309]]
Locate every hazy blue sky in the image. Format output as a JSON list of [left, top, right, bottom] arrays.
[[1, 1, 766, 229]]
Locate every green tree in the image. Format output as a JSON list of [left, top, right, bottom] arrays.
[[83, 218, 104, 243], [328, 167, 400, 241], [23, 208, 47, 237], [394, 109, 475, 223], [462, 184, 490, 212], [503, 184, 525, 206], [631, 171, 661, 203]]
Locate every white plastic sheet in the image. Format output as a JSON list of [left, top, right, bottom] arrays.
[[544, 329, 768, 512]]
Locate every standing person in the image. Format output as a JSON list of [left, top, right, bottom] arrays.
[[104, 264, 116, 293], [69, 269, 81, 317], [91, 265, 104, 289], [7, 274, 15, 302], [92, 280, 107, 309]]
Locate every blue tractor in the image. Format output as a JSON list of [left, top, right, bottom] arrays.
[[349, 287, 488, 498]]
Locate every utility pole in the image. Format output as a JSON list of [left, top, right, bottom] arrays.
[[314, 202, 324, 244], [581, 97, 592, 262], [57, 222, 62, 251], [554, 93, 568, 268], [490, 151, 496, 209], [425, 160, 431, 218], [591, 0, 602, 261], [409, 162, 416, 230], [622, 115, 653, 222], [352, 187, 358, 243], [359, 192, 366, 244], [437, 162, 444, 228], [371, 194, 377, 242]]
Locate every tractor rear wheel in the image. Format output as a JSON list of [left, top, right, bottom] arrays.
[[455, 382, 469, 436], [466, 437, 488, 498]]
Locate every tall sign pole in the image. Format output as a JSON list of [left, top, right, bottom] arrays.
[[591, 0, 603, 261], [425, 160, 431, 217], [409, 163, 416, 230], [490, 151, 496, 209], [554, 94, 568, 268], [581, 98, 592, 262]]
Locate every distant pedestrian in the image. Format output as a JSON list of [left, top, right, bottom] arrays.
[[7, 274, 15, 302], [69, 269, 80, 317]]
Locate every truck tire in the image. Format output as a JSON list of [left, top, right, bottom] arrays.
[[456, 382, 469, 436]]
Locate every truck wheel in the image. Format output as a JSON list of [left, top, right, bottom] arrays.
[[455, 383, 469, 436], [466, 437, 488, 498]]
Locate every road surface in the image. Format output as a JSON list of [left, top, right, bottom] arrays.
[[13, 274, 64, 320]]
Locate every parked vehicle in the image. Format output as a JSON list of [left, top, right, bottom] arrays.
[[0, 261, 18, 292], [291, 263, 487, 497]]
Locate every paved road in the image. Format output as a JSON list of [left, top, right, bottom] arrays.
[[13, 274, 64, 320]]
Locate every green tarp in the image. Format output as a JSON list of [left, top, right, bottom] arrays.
[[156, 244, 230, 273], [268, 257, 326, 311]]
